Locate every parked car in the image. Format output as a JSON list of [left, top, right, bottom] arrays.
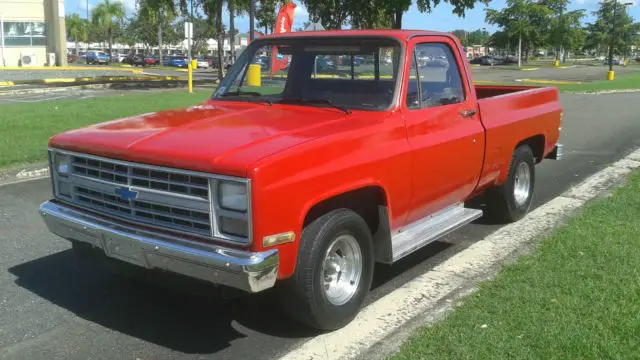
[[145, 55, 158, 66], [166, 56, 187, 68], [196, 58, 210, 69], [470, 55, 499, 66], [86, 51, 109, 65], [604, 59, 623, 66], [39, 30, 563, 332], [122, 53, 146, 67]]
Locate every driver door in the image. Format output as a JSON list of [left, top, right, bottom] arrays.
[[403, 37, 485, 224]]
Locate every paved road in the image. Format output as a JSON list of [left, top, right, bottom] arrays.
[[1, 93, 640, 359]]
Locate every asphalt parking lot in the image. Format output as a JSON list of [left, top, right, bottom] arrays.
[[1, 92, 639, 359], [471, 63, 640, 82]]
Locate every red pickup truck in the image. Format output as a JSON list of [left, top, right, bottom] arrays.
[[40, 30, 563, 331]]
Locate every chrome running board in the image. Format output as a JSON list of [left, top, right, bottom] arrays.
[[391, 203, 483, 262]]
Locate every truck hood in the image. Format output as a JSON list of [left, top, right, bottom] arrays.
[[49, 100, 352, 177]]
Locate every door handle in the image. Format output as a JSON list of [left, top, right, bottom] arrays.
[[460, 109, 477, 118]]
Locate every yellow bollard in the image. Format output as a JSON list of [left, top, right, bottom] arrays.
[[191, 59, 197, 69], [188, 63, 193, 93], [247, 63, 261, 87], [607, 71, 615, 81], [554, 59, 560, 68]]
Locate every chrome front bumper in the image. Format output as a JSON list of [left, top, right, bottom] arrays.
[[39, 201, 278, 293], [546, 143, 564, 160]]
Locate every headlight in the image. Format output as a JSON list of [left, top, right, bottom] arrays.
[[54, 153, 70, 176], [218, 181, 247, 212]]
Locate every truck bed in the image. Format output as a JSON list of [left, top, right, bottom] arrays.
[[473, 84, 562, 191], [475, 85, 542, 99]]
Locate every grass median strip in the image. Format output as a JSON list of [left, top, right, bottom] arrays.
[[390, 170, 640, 360], [555, 71, 640, 92], [0, 90, 211, 169]]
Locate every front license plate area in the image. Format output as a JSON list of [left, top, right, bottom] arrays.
[[103, 233, 146, 267]]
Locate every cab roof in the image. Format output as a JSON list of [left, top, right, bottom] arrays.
[[258, 29, 455, 42]]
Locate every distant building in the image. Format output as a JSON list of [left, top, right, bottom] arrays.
[[0, 0, 67, 67], [464, 45, 487, 59]]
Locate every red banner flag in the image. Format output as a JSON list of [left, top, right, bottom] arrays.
[[270, 2, 296, 78]]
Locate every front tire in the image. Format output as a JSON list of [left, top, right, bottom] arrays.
[[278, 209, 374, 331], [485, 144, 536, 223]]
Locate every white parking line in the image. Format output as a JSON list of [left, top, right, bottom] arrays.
[[278, 148, 640, 360]]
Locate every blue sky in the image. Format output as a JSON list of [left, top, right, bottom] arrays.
[[65, 0, 639, 34]]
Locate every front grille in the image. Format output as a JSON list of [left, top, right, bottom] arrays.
[[64, 154, 213, 238], [71, 156, 209, 199], [74, 186, 212, 236]]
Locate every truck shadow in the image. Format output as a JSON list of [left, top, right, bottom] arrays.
[[8, 239, 458, 355], [7, 249, 316, 354]]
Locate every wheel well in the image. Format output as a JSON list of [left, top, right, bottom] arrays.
[[304, 186, 387, 234], [516, 134, 545, 163]]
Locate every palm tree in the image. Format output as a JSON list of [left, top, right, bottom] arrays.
[[65, 14, 88, 60], [138, 0, 176, 66], [91, 0, 126, 61], [203, 0, 225, 81], [228, 0, 250, 63]]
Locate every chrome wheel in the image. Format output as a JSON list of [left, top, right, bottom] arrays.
[[322, 234, 363, 306], [513, 162, 531, 206]]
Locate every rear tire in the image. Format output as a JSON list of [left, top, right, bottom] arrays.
[[278, 209, 374, 331], [484, 144, 536, 223]]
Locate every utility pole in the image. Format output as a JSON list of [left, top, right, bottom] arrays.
[[608, 0, 618, 73], [86, 0, 89, 63], [606, 0, 633, 79], [188, 0, 193, 64]]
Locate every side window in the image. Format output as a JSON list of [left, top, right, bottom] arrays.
[[406, 52, 420, 109], [414, 43, 466, 108]]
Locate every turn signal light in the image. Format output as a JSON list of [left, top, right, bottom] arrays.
[[263, 231, 296, 248]]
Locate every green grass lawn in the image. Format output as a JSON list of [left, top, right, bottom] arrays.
[[555, 71, 640, 92], [391, 170, 640, 360], [0, 90, 211, 169]]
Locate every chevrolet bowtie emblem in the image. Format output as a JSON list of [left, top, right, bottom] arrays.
[[114, 187, 138, 201]]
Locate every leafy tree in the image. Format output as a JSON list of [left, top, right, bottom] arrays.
[[257, 0, 278, 33], [175, 16, 216, 55], [539, 0, 585, 62], [584, 1, 639, 59], [228, 0, 252, 62], [137, 0, 177, 64], [91, 0, 126, 58], [451, 28, 490, 46], [485, 0, 552, 66], [302, 0, 490, 31], [65, 13, 88, 59]]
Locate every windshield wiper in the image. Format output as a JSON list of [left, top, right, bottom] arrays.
[[220, 90, 262, 97], [280, 97, 351, 114]]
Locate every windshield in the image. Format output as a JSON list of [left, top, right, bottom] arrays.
[[213, 37, 402, 111]]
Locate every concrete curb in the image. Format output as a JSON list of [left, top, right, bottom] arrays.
[[0, 162, 50, 187], [0, 65, 142, 72], [0, 75, 185, 87], [0, 79, 216, 96], [278, 147, 640, 360], [571, 89, 640, 95]]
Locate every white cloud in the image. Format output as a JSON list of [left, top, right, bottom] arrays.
[[115, 0, 137, 13], [294, 4, 309, 18]]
